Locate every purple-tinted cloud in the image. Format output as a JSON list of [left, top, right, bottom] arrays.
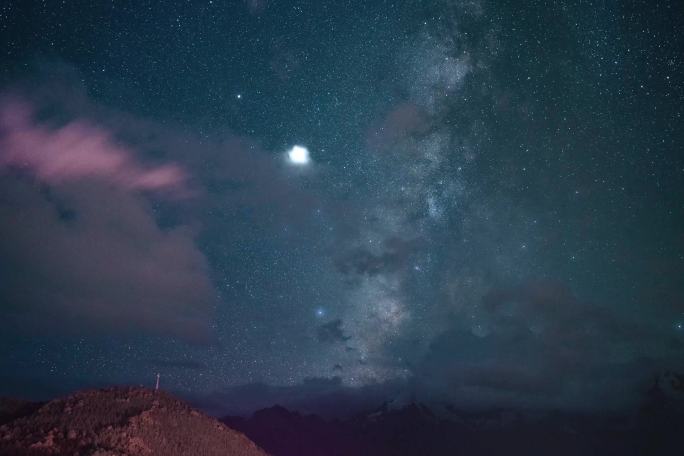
[[0, 100, 186, 194], [0, 77, 320, 344], [0, 97, 214, 343]]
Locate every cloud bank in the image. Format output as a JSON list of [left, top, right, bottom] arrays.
[[0, 97, 214, 343]]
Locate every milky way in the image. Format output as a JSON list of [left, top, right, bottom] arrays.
[[0, 0, 682, 413]]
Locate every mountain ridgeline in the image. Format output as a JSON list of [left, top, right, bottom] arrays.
[[0, 376, 682, 455], [222, 377, 684, 456], [0, 387, 267, 456]]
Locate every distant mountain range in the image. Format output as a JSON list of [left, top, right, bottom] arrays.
[[0, 376, 682, 455], [222, 380, 684, 456]]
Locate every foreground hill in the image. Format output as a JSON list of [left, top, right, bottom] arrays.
[[0, 387, 267, 456], [0, 398, 43, 426]]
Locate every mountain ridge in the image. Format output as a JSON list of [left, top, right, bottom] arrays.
[[0, 386, 267, 456], [222, 392, 684, 456]]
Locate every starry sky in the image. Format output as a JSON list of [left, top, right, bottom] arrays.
[[1, 0, 682, 413]]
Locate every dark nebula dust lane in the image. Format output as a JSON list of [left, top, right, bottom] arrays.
[[0, 0, 682, 415]]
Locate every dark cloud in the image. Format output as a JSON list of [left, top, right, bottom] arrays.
[[0, 79, 316, 344], [0, 175, 216, 343], [366, 103, 430, 152], [194, 377, 406, 418], [317, 319, 351, 344], [412, 280, 680, 410], [335, 237, 421, 277], [0, 97, 215, 343]]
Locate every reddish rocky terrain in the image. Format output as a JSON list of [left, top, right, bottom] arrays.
[[0, 387, 267, 456]]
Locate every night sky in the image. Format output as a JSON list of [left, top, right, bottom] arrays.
[[1, 0, 682, 414]]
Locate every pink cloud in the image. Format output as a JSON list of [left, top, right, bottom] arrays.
[[0, 100, 186, 193], [0, 97, 213, 343], [0, 87, 317, 343]]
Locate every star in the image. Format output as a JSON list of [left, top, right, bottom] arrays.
[[287, 145, 310, 165]]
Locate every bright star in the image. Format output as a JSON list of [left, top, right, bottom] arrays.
[[287, 145, 310, 165], [315, 308, 325, 317]]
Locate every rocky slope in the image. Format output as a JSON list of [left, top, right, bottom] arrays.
[[0, 387, 268, 456], [0, 398, 43, 426]]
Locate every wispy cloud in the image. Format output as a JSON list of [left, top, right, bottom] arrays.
[[0, 99, 186, 193]]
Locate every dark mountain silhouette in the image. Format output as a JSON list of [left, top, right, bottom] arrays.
[[223, 405, 364, 456], [0, 387, 267, 456], [222, 381, 684, 456], [1, 375, 682, 455]]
